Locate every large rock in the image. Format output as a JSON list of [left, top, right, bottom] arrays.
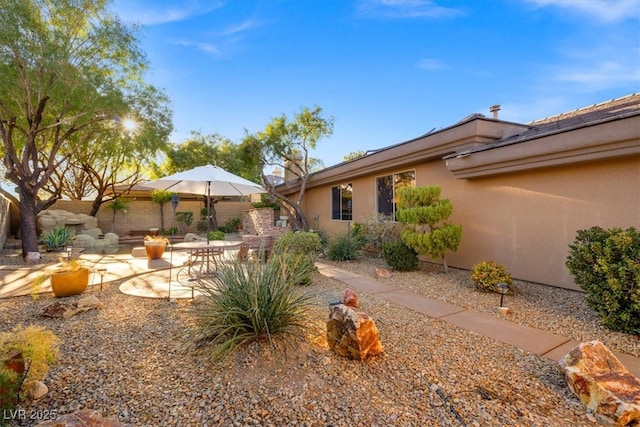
[[42, 295, 103, 318], [558, 340, 640, 426], [36, 409, 132, 426], [37, 209, 103, 237], [326, 303, 383, 360]]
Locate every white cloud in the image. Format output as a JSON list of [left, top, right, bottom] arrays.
[[416, 58, 447, 70], [526, 0, 640, 24], [357, 0, 463, 19], [113, 0, 224, 26], [171, 39, 222, 56]]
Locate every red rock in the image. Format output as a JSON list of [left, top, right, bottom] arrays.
[[374, 268, 392, 279], [342, 288, 359, 308], [326, 304, 383, 360], [36, 409, 132, 426], [558, 340, 640, 426]]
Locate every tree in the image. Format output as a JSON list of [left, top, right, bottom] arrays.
[[343, 150, 367, 162], [152, 131, 259, 231], [396, 185, 462, 273], [0, 0, 156, 256], [150, 189, 175, 232], [239, 106, 332, 231]]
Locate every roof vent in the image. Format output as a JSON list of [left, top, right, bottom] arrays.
[[490, 104, 501, 119]]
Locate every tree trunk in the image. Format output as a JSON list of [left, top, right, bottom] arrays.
[[18, 186, 40, 258]]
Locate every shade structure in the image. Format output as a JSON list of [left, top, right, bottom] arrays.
[[143, 164, 265, 197], [143, 165, 266, 296]]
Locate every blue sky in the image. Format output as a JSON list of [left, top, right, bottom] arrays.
[[111, 0, 640, 168]]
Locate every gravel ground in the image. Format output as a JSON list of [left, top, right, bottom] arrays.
[[1, 254, 637, 426]]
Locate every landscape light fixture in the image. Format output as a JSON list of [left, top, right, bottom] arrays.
[[497, 282, 509, 307], [66, 245, 73, 261], [97, 268, 108, 291]]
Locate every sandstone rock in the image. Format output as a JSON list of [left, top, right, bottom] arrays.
[[73, 234, 95, 248], [374, 268, 392, 279], [558, 340, 640, 426], [79, 228, 102, 239], [26, 252, 41, 263], [326, 304, 383, 360], [342, 288, 359, 308], [36, 409, 133, 426], [42, 296, 102, 318], [37, 209, 103, 237], [23, 380, 48, 400]]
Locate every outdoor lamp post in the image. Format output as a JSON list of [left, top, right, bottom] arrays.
[[96, 268, 108, 291], [497, 282, 509, 307]]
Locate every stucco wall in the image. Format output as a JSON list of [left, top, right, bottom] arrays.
[[0, 194, 10, 248], [301, 155, 640, 290], [52, 199, 253, 236]]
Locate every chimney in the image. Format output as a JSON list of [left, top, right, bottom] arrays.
[[489, 104, 501, 119]]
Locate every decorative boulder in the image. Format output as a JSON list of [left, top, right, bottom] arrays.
[[326, 303, 383, 360], [374, 268, 392, 279], [42, 295, 103, 319], [342, 288, 359, 308], [73, 234, 95, 248], [558, 340, 640, 426], [22, 380, 48, 400]]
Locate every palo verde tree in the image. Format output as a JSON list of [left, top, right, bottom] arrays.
[[44, 84, 173, 216], [0, 0, 158, 256], [396, 185, 462, 273], [239, 106, 332, 231]]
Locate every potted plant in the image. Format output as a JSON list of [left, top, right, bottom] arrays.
[[144, 235, 170, 260], [0, 326, 59, 408], [32, 258, 90, 298]]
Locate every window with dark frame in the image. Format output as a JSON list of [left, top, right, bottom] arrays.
[[331, 183, 353, 220], [376, 170, 415, 220]]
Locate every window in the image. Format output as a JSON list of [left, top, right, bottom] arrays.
[[376, 170, 415, 220], [331, 183, 353, 220]]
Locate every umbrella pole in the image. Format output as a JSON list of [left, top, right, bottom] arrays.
[[168, 232, 173, 300], [206, 181, 211, 244]]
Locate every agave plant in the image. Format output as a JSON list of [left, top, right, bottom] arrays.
[[192, 251, 316, 360], [39, 226, 73, 251]]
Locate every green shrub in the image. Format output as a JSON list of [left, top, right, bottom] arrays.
[[39, 226, 73, 251], [566, 226, 640, 334], [272, 231, 322, 257], [192, 253, 316, 360], [381, 240, 418, 271], [328, 233, 362, 261], [218, 217, 241, 233], [208, 230, 225, 241], [351, 214, 401, 257], [470, 261, 513, 293]]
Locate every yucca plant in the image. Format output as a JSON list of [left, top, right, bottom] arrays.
[[192, 251, 316, 360]]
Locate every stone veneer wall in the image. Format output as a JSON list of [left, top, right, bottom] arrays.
[[241, 208, 291, 251]]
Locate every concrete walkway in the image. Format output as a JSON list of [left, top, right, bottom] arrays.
[[315, 262, 640, 378], [1, 254, 638, 377]]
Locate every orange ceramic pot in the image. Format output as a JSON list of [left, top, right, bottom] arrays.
[[50, 268, 89, 297], [144, 241, 166, 260]]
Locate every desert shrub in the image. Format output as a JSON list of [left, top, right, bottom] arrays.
[[381, 240, 418, 271], [218, 217, 241, 233], [272, 231, 322, 257], [0, 325, 60, 383], [566, 226, 640, 334], [328, 233, 362, 261], [351, 214, 401, 257], [208, 230, 225, 241], [192, 253, 316, 360], [470, 261, 513, 293]]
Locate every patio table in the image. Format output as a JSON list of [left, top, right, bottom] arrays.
[[171, 240, 242, 277]]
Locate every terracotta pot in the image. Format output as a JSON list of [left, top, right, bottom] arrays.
[[50, 268, 89, 297], [144, 241, 166, 260]]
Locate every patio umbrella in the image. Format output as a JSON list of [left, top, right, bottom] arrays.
[[143, 165, 266, 299], [144, 164, 266, 242]]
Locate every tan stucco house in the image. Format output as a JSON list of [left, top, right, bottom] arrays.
[[278, 93, 640, 290]]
